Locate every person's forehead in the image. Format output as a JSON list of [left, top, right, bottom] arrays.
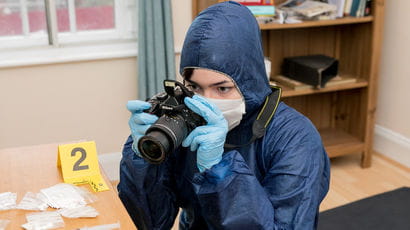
[[189, 68, 233, 83]]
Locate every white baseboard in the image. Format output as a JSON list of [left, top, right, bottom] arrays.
[[99, 152, 122, 181], [374, 125, 410, 168]]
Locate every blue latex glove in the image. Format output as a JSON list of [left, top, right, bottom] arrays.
[[182, 95, 228, 173], [127, 100, 158, 156]]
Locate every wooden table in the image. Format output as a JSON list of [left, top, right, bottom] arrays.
[[0, 143, 136, 229]]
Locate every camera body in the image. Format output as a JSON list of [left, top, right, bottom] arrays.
[[137, 80, 206, 164]]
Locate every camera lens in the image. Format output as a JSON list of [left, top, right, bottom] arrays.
[[138, 131, 170, 164], [137, 115, 188, 164]]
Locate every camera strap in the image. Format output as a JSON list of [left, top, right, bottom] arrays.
[[224, 85, 282, 149]]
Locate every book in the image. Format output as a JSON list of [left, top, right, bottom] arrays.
[[356, 0, 367, 17], [232, 0, 274, 5], [349, 0, 361, 16], [322, 75, 357, 86], [271, 75, 357, 90], [280, 1, 337, 19], [247, 5, 276, 16], [328, 0, 346, 18], [343, 0, 352, 16], [364, 0, 372, 16], [271, 75, 313, 90], [230, 0, 275, 16]]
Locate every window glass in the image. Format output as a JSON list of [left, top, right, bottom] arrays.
[[75, 0, 114, 31], [0, 1, 23, 36], [0, 0, 47, 36], [56, 0, 70, 32], [27, 0, 47, 34]]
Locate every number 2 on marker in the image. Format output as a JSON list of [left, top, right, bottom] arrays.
[[71, 147, 89, 171]]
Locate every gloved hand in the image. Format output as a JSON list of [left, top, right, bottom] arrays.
[[182, 95, 228, 173], [127, 100, 158, 156]]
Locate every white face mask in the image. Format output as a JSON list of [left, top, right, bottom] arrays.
[[206, 97, 246, 131]]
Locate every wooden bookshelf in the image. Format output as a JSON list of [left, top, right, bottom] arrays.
[[319, 128, 365, 158], [277, 78, 369, 98], [259, 16, 374, 30], [192, 0, 385, 167]]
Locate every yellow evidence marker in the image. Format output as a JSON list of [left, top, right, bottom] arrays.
[[57, 141, 109, 192]]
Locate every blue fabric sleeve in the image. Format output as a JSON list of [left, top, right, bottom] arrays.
[[117, 135, 179, 230], [192, 120, 330, 230]]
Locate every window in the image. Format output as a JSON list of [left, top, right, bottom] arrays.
[[0, 0, 137, 53]]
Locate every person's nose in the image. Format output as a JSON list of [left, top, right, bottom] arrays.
[[202, 89, 213, 98]]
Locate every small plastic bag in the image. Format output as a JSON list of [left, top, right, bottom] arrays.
[[0, 192, 17, 210], [0, 219, 10, 230], [17, 192, 48, 211], [38, 183, 97, 209], [78, 222, 120, 230], [22, 211, 64, 230], [58, 205, 99, 218]]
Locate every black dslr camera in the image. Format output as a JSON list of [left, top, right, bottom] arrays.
[[137, 80, 206, 164]]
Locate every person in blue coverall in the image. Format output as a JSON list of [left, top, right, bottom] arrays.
[[118, 1, 330, 229]]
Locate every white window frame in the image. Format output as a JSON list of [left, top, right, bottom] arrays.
[[56, 0, 137, 45], [0, 0, 138, 68]]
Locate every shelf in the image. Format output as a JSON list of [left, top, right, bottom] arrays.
[[276, 79, 368, 98], [319, 128, 364, 158], [192, 0, 384, 168], [259, 16, 373, 30]]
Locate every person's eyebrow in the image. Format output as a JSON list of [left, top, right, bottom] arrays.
[[186, 79, 233, 87], [184, 79, 196, 85], [209, 80, 232, 87]]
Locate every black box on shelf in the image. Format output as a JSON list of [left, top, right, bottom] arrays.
[[282, 54, 339, 88]]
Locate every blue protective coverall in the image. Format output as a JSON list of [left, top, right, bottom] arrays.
[[118, 1, 330, 230]]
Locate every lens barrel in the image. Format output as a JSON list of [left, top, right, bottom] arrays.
[[137, 114, 188, 164], [138, 131, 169, 164]]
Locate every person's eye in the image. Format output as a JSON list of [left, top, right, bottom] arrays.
[[217, 86, 233, 94], [186, 84, 200, 92]]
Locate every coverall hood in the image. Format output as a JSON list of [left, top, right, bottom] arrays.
[[180, 1, 272, 116]]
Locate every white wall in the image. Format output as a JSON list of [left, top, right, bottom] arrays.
[[0, 58, 137, 153], [374, 0, 410, 167], [172, 0, 192, 53]]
